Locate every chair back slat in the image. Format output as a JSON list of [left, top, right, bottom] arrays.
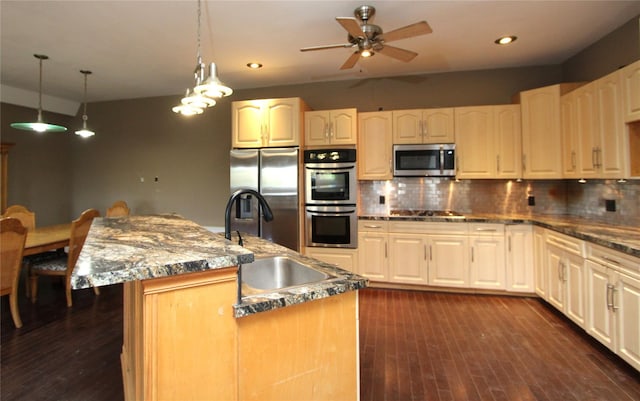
[[1, 218, 27, 293]]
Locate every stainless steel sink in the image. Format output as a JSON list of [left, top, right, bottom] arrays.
[[242, 256, 331, 292]]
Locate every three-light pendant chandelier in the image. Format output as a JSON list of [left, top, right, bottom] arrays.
[[10, 54, 96, 137], [172, 0, 232, 116]]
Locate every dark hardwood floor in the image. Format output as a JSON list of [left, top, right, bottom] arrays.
[[1, 283, 638, 401]]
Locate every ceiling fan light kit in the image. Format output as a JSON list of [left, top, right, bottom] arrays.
[[172, 0, 232, 116], [10, 54, 68, 133], [300, 5, 432, 70]]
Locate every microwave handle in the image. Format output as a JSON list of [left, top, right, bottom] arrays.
[[439, 146, 445, 174]]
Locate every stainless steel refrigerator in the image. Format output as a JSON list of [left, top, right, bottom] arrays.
[[229, 147, 300, 251]]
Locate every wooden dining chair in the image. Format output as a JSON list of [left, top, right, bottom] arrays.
[[1, 217, 28, 328], [2, 205, 35, 231], [29, 209, 101, 307], [106, 200, 130, 217]]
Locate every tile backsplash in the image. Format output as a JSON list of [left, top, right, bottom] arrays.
[[359, 178, 639, 228]]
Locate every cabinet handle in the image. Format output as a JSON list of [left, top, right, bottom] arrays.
[[384, 242, 387, 258], [471, 247, 474, 262], [611, 285, 619, 311], [364, 224, 382, 229], [424, 244, 427, 260], [596, 147, 602, 169], [429, 245, 432, 261], [592, 147, 597, 169], [571, 151, 576, 170], [329, 122, 334, 139], [422, 120, 428, 137], [508, 236, 511, 252], [606, 283, 614, 310], [475, 228, 497, 232], [324, 123, 329, 139], [602, 255, 621, 265]]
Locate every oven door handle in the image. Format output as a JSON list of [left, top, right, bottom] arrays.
[[305, 165, 355, 171], [306, 208, 357, 215]]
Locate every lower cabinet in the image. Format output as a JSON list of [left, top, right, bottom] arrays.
[[545, 232, 586, 327], [388, 233, 429, 284], [506, 224, 534, 293], [304, 247, 358, 273], [533, 226, 548, 297], [428, 234, 469, 288], [585, 243, 640, 371], [357, 221, 389, 281], [468, 223, 505, 290]]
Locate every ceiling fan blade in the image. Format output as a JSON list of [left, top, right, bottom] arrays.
[[379, 21, 432, 43], [376, 45, 418, 62], [300, 43, 354, 52], [336, 17, 364, 38], [340, 51, 361, 70]]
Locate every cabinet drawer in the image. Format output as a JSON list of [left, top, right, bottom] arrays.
[[358, 220, 388, 232], [587, 243, 640, 277], [545, 230, 585, 256], [388, 221, 468, 235], [468, 223, 505, 236]]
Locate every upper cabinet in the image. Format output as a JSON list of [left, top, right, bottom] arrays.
[[455, 105, 521, 179], [519, 83, 583, 179], [392, 108, 455, 144], [304, 108, 357, 147], [620, 59, 640, 122], [232, 97, 309, 148], [358, 111, 393, 180]]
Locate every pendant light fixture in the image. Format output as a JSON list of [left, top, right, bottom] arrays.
[[11, 54, 67, 133], [172, 0, 232, 115], [75, 70, 95, 138]]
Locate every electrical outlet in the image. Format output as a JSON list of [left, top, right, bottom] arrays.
[[379, 195, 385, 205], [605, 199, 616, 212], [527, 196, 535, 206]]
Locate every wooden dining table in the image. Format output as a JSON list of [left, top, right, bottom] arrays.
[[24, 223, 71, 256]]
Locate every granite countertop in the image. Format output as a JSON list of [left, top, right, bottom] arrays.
[[72, 214, 368, 318], [359, 213, 640, 258], [71, 214, 254, 290], [228, 232, 368, 318]]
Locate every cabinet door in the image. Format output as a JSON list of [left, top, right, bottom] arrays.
[[305, 247, 358, 273], [428, 235, 469, 288], [392, 109, 423, 144], [232, 101, 264, 148], [506, 225, 534, 293], [561, 91, 579, 177], [520, 85, 563, 178], [585, 260, 616, 351], [564, 251, 586, 327], [358, 231, 388, 281], [330, 109, 358, 145], [596, 71, 628, 178], [388, 233, 428, 284], [265, 98, 300, 147], [423, 108, 455, 143], [621, 59, 640, 122], [616, 272, 640, 371], [469, 235, 505, 290], [494, 105, 522, 179], [575, 84, 599, 177], [455, 106, 494, 179], [546, 243, 565, 310], [358, 112, 393, 180], [305, 111, 331, 147], [533, 227, 548, 298]]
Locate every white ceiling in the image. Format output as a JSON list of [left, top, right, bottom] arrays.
[[1, 1, 639, 114]]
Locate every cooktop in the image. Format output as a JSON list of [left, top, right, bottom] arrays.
[[389, 209, 465, 219]]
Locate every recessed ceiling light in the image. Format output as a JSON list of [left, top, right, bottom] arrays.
[[247, 62, 263, 69], [495, 35, 517, 45]]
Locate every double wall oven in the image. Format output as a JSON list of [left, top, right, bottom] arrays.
[[304, 148, 357, 249]]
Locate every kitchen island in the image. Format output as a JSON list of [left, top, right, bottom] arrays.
[[72, 214, 367, 401]]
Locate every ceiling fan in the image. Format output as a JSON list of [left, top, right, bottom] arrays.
[[300, 5, 432, 70]]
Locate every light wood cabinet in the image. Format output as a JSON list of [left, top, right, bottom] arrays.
[[357, 221, 389, 281], [585, 259, 617, 351], [505, 224, 534, 293], [468, 223, 505, 290], [388, 232, 429, 284], [561, 90, 580, 177], [574, 83, 600, 177], [392, 108, 455, 144], [428, 234, 469, 288], [596, 69, 629, 178], [304, 247, 358, 273], [620, 59, 640, 122], [305, 108, 357, 147], [545, 231, 586, 328], [519, 83, 582, 179], [232, 97, 308, 148], [454, 105, 521, 179], [358, 111, 393, 180], [533, 226, 547, 298]]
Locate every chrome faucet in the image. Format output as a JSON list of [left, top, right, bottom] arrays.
[[224, 188, 274, 243]]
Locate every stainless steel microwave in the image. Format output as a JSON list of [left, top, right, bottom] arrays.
[[393, 144, 456, 177]]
